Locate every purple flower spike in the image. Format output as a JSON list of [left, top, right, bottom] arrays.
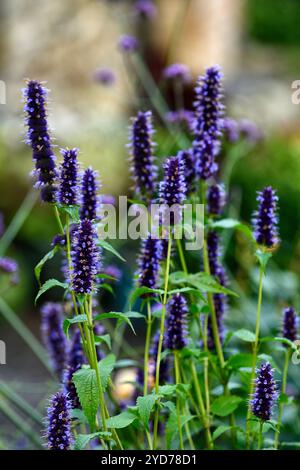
[[118, 35, 138, 53], [63, 329, 85, 409], [94, 67, 116, 86], [193, 66, 224, 180], [58, 148, 79, 206], [23, 80, 58, 202], [41, 303, 67, 380], [137, 235, 162, 295], [159, 154, 186, 225], [207, 184, 226, 216], [163, 63, 191, 83], [134, 0, 157, 20], [80, 167, 100, 221], [178, 149, 196, 196], [129, 111, 157, 201], [251, 362, 278, 421], [72, 219, 101, 294], [166, 293, 188, 350], [252, 186, 279, 248], [46, 391, 72, 450], [282, 307, 298, 344]]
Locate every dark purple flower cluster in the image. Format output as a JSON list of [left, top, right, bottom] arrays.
[[163, 63, 191, 83], [23, 80, 58, 202], [71, 219, 101, 294], [207, 184, 226, 216], [63, 329, 85, 409], [137, 235, 162, 294], [178, 149, 195, 196], [129, 111, 157, 201], [159, 154, 186, 225], [166, 293, 188, 350], [282, 307, 298, 344], [46, 391, 72, 450], [80, 167, 100, 221], [251, 362, 278, 421], [51, 234, 66, 247], [134, 0, 157, 20], [118, 35, 138, 53], [193, 66, 224, 180], [252, 186, 279, 248], [41, 302, 66, 380], [58, 148, 79, 206], [93, 67, 116, 86], [206, 231, 228, 350]]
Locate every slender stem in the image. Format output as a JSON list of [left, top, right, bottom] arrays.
[[153, 234, 172, 449], [143, 301, 152, 396], [176, 238, 188, 274], [174, 350, 184, 450], [190, 360, 213, 449], [274, 348, 291, 449], [257, 421, 263, 450], [54, 205, 64, 234], [246, 266, 264, 448], [204, 357, 210, 415]]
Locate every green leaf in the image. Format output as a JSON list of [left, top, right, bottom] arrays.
[[106, 411, 137, 429], [260, 336, 296, 349], [211, 395, 242, 417], [211, 219, 254, 240], [130, 286, 164, 305], [212, 425, 233, 441], [234, 329, 256, 343], [94, 333, 111, 350], [100, 283, 115, 295], [57, 204, 80, 223], [97, 272, 119, 281], [226, 353, 253, 370], [94, 311, 142, 334], [34, 246, 59, 285], [255, 249, 272, 272], [35, 278, 68, 304], [167, 287, 205, 301], [63, 314, 87, 338], [71, 408, 88, 424], [98, 354, 116, 391], [74, 432, 112, 450], [73, 368, 99, 428], [136, 394, 160, 428], [169, 271, 237, 297], [97, 239, 126, 262]]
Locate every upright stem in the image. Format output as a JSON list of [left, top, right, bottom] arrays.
[[153, 234, 172, 449], [143, 301, 152, 396], [246, 266, 264, 448], [176, 238, 188, 274], [274, 348, 291, 449], [257, 421, 263, 450], [174, 350, 184, 450]]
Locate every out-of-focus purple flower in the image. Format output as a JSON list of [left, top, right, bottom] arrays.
[[51, 234, 66, 247], [46, 391, 72, 450], [207, 184, 226, 216], [103, 265, 122, 282], [137, 235, 162, 295], [223, 117, 239, 143], [71, 219, 101, 294], [93, 67, 116, 86], [163, 63, 191, 83], [129, 111, 157, 201], [101, 194, 116, 206], [58, 148, 79, 206], [251, 362, 278, 421], [193, 66, 224, 180], [0, 257, 18, 274], [134, 0, 157, 20], [63, 329, 85, 409], [166, 293, 188, 350], [23, 80, 58, 203], [41, 302, 67, 380], [118, 35, 138, 53], [165, 110, 194, 132], [252, 186, 279, 248], [159, 154, 186, 225], [178, 149, 195, 196], [239, 119, 263, 143], [282, 307, 298, 344], [80, 167, 100, 222]]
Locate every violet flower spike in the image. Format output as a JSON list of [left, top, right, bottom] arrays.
[[207, 184, 226, 216], [46, 391, 72, 450], [41, 302, 67, 381], [23, 80, 58, 202], [129, 111, 157, 201], [178, 149, 196, 196], [58, 148, 79, 206], [80, 167, 100, 221], [250, 362, 278, 421], [252, 186, 279, 248], [282, 307, 298, 344], [159, 154, 186, 225], [63, 329, 85, 409], [166, 293, 188, 350], [137, 235, 162, 296]]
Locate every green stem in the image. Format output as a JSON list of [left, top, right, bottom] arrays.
[[246, 266, 264, 448], [176, 238, 188, 274], [257, 420, 263, 450], [144, 301, 152, 396], [174, 350, 184, 450], [153, 234, 172, 449], [274, 348, 291, 449]]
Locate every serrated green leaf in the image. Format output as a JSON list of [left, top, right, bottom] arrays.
[[63, 314, 87, 338], [34, 246, 59, 285], [211, 395, 242, 417], [94, 311, 142, 334], [97, 240, 126, 262], [136, 394, 160, 428], [73, 368, 99, 428], [57, 204, 80, 223], [35, 278, 68, 304], [234, 329, 256, 343], [106, 411, 137, 429], [98, 354, 116, 391], [169, 271, 237, 297], [74, 432, 112, 450], [212, 425, 232, 441], [226, 353, 253, 370]]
